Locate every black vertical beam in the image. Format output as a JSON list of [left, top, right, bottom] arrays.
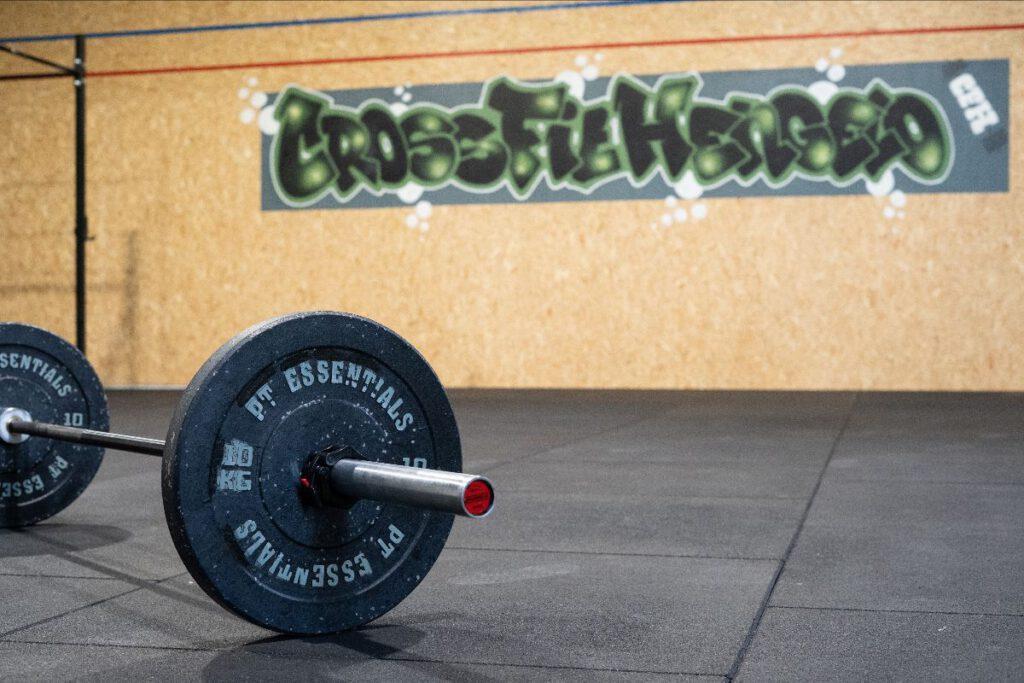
[[73, 36, 87, 353]]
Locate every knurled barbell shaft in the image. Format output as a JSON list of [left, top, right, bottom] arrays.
[[8, 419, 166, 456]]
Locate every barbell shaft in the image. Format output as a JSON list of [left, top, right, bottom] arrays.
[[3, 413, 493, 517], [8, 419, 166, 456]]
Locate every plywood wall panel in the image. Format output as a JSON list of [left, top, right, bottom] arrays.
[[0, 1, 1021, 388]]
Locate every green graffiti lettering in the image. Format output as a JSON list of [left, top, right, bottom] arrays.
[[773, 90, 835, 176], [361, 105, 408, 188], [545, 99, 580, 182], [272, 88, 337, 204], [402, 107, 458, 186], [486, 78, 568, 196], [320, 111, 377, 197], [453, 110, 507, 186], [883, 93, 951, 180], [268, 73, 953, 206], [613, 75, 695, 182], [571, 104, 621, 187]]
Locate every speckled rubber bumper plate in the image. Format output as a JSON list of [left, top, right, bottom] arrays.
[[0, 323, 108, 527], [162, 312, 462, 634]]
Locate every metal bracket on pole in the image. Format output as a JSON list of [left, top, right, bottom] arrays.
[[0, 43, 76, 76]]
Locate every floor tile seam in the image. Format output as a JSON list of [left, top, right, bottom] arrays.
[[548, 459, 837, 467], [0, 572, 149, 581], [0, 639, 728, 677], [471, 397, 856, 475], [724, 391, 858, 681], [839, 434, 1024, 441], [444, 545, 782, 562], [5, 527, 187, 586], [0, 571, 188, 640], [484, 491, 812, 502], [767, 603, 1024, 618], [820, 478, 1024, 488], [480, 401, 700, 475], [479, 435, 855, 475], [0, 584, 148, 640], [0, 637, 216, 653], [798, 520, 1024, 534], [382, 655, 725, 677]]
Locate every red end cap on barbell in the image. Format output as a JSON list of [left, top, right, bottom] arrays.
[[462, 479, 494, 517]]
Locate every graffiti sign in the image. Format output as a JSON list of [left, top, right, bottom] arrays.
[[260, 59, 1008, 210]]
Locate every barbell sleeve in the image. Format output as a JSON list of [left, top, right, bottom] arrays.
[[328, 459, 495, 518]]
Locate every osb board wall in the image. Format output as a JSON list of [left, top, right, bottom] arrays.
[[0, 1, 1022, 389]]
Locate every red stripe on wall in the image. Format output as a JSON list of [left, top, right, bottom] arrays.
[[88, 21, 1024, 79]]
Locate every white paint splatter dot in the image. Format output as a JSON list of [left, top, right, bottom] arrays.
[[389, 102, 409, 116], [394, 86, 404, 96], [555, 70, 586, 98], [665, 195, 677, 207], [865, 170, 895, 197], [595, 53, 604, 62], [827, 64, 846, 82], [250, 91, 268, 108], [815, 58, 830, 73], [575, 55, 587, 67], [401, 92, 413, 103], [830, 48, 844, 59], [674, 208, 688, 222], [808, 81, 839, 105], [661, 213, 673, 226], [582, 65, 599, 81], [238, 87, 250, 99], [247, 77, 258, 87], [397, 184, 424, 204], [889, 190, 907, 208], [258, 106, 280, 135], [691, 203, 708, 220], [883, 206, 895, 218], [239, 108, 255, 124], [415, 200, 432, 218], [405, 214, 419, 229], [674, 170, 703, 200]]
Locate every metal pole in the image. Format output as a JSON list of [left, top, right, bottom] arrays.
[[74, 35, 87, 353]]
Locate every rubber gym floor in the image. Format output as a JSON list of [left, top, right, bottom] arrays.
[[0, 388, 1021, 680]]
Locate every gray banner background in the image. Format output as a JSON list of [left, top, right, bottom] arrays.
[[260, 58, 1009, 211]]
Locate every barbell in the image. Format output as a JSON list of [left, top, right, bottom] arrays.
[[0, 311, 494, 634]]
